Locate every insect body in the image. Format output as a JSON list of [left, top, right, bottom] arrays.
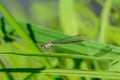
[[40, 34, 87, 50]]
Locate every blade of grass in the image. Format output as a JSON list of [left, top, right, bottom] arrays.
[[0, 3, 52, 69], [39, 69, 120, 79], [94, 1, 113, 76], [59, 0, 79, 35], [3, 22, 120, 57], [0, 51, 120, 61], [97, 0, 113, 43], [0, 3, 40, 52]]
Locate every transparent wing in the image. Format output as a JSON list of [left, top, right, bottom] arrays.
[[50, 34, 87, 44]]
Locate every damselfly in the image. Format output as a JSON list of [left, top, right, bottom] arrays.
[[40, 34, 87, 50]]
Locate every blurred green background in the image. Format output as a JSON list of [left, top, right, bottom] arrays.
[[0, 0, 120, 80], [1, 0, 120, 43], [0, 0, 120, 37]]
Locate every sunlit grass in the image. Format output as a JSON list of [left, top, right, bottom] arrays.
[[0, 0, 120, 80]]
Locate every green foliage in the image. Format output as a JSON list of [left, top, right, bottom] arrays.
[[0, 0, 120, 80]]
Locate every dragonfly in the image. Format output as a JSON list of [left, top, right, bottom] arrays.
[[40, 34, 87, 50]]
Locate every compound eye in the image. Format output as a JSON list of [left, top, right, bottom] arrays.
[[40, 44, 45, 49]]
